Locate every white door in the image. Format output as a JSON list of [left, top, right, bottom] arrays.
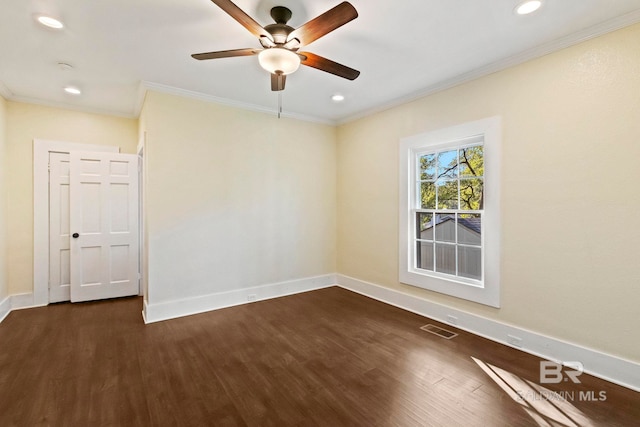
[[69, 151, 139, 302], [49, 152, 72, 302]]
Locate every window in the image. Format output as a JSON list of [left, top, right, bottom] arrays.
[[416, 142, 484, 282], [399, 117, 501, 307]]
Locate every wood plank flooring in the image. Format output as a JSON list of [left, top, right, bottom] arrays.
[[0, 287, 638, 426]]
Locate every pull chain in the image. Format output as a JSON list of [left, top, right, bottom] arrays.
[[278, 92, 282, 119]]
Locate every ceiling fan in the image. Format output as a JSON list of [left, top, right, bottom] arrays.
[[192, 0, 360, 91]]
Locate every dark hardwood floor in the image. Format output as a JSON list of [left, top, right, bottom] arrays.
[[0, 287, 638, 426]]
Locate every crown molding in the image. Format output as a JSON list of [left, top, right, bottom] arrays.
[[337, 9, 640, 125], [138, 81, 335, 126], [0, 80, 12, 99], [134, 82, 148, 118]]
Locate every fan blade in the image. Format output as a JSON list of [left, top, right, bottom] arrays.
[[192, 48, 260, 60], [299, 51, 360, 80], [271, 73, 286, 91], [210, 0, 272, 40], [287, 2, 357, 47]]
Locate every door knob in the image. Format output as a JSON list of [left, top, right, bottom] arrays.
[[72, 233, 79, 238]]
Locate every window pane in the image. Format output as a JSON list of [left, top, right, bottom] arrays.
[[411, 142, 486, 284], [420, 182, 436, 209], [435, 243, 456, 275], [437, 179, 458, 209], [458, 214, 481, 246], [458, 246, 482, 280], [416, 213, 433, 240], [420, 153, 436, 180], [460, 178, 483, 210], [459, 145, 484, 177], [416, 241, 434, 271], [437, 150, 458, 179], [434, 213, 455, 243]]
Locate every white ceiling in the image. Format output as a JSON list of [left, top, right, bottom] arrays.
[[2, 0, 640, 124]]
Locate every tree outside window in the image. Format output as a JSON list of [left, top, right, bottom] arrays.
[[415, 145, 484, 281]]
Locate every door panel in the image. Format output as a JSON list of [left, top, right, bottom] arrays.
[[69, 151, 139, 302], [49, 152, 71, 302]]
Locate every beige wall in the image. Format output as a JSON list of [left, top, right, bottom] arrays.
[[337, 23, 640, 362], [0, 95, 7, 301], [142, 91, 337, 304], [6, 102, 138, 295]]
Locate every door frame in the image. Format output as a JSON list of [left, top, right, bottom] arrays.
[[136, 134, 147, 299], [33, 139, 119, 306]]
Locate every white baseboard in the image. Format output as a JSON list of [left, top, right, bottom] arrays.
[[10, 292, 36, 310], [0, 292, 47, 324], [141, 299, 149, 324], [0, 295, 10, 323], [336, 274, 640, 393], [143, 274, 336, 324]]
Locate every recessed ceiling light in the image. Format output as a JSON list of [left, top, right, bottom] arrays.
[[331, 94, 345, 102], [515, 0, 543, 15], [35, 14, 65, 29], [64, 86, 81, 95]]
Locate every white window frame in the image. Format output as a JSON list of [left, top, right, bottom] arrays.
[[399, 116, 501, 307]]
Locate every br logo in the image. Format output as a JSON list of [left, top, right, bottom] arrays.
[[540, 361, 583, 384]]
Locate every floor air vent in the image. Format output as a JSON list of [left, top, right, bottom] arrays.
[[420, 324, 458, 339]]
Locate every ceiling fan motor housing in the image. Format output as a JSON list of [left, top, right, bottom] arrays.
[[263, 7, 295, 46], [263, 23, 294, 45]]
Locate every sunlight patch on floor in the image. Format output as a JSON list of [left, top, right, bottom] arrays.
[[471, 357, 594, 427]]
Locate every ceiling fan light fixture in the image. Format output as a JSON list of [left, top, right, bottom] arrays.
[[258, 48, 301, 75], [515, 0, 542, 15]]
